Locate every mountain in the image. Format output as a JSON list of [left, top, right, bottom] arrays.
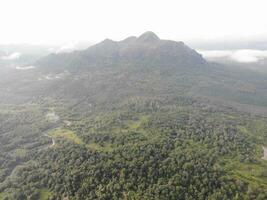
[[0, 32, 212, 105], [35, 31, 206, 72], [1, 32, 267, 199], [2, 32, 267, 112], [1, 32, 267, 113], [0, 32, 260, 113]]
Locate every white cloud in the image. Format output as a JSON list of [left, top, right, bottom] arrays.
[[1, 52, 21, 60], [198, 50, 232, 58], [232, 50, 267, 63], [198, 49, 267, 63], [16, 66, 35, 70], [55, 41, 92, 54], [56, 41, 79, 53]]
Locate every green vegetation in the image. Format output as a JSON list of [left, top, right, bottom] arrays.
[[1, 33, 267, 199], [0, 193, 6, 200], [1, 98, 267, 199], [49, 128, 83, 145], [39, 189, 52, 200]]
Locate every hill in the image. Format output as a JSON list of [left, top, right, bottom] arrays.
[[1, 32, 265, 114], [35, 31, 206, 72], [1, 32, 267, 199]]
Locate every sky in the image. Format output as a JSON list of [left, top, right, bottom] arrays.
[[0, 0, 267, 45]]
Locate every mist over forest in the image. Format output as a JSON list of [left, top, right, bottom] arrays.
[[1, 0, 267, 199]]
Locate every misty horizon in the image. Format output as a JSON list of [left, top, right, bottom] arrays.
[[2, 1, 267, 199], [2, 32, 267, 65], [1, 0, 267, 45]]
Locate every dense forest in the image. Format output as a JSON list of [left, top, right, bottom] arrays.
[[1, 96, 267, 199], [1, 32, 267, 199]]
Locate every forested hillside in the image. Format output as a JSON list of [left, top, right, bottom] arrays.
[[1, 32, 267, 199]]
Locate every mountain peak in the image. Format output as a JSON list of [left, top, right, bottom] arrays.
[[138, 31, 160, 43], [36, 31, 206, 71], [101, 38, 115, 44]]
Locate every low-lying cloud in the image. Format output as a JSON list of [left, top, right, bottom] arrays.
[[198, 49, 267, 63], [56, 41, 92, 54], [56, 41, 79, 53], [1, 52, 21, 60], [16, 66, 35, 70]]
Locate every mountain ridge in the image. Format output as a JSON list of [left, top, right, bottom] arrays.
[[35, 32, 206, 72], [3, 32, 267, 112]]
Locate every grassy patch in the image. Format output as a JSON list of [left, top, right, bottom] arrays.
[[0, 193, 6, 200], [250, 120, 267, 146], [221, 121, 267, 187], [12, 148, 27, 158], [86, 143, 113, 152], [221, 158, 267, 187], [39, 189, 52, 200], [49, 128, 114, 152], [49, 128, 83, 145], [127, 115, 149, 130]]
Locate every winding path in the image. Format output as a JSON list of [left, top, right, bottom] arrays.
[[44, 133, 55, 147], [38, 126, 58, 151]]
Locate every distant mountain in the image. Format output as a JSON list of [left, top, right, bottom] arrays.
[[35, 32, 206, 72], [1, 32, 267, 113]]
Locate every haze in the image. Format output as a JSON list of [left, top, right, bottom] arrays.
[[1, 0, 267, 45], [2, 1, 267, 198]]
